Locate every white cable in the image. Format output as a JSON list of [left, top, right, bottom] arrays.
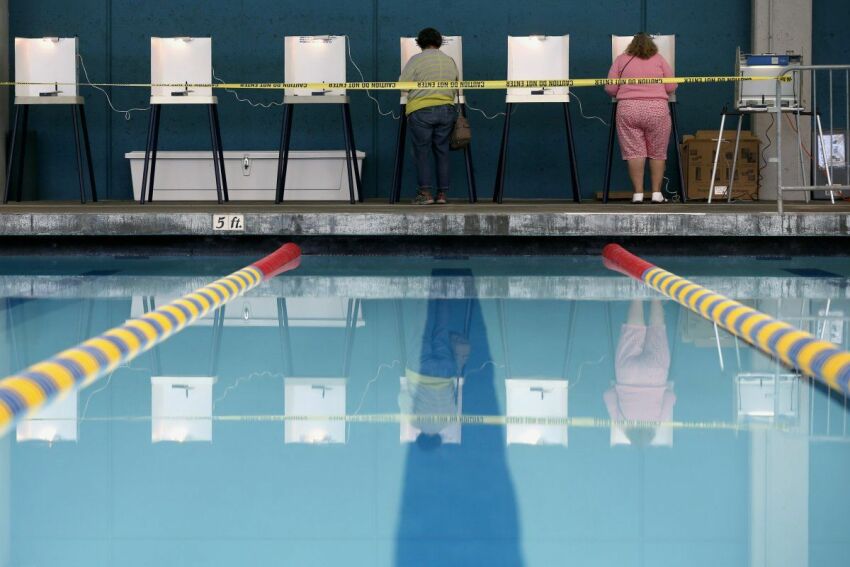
[[345, 35, 400, 119], [569, 91, 608, 126], [464, 101, 506, 120], [213, 68, 284, 109], [77, 53, 149, 120]]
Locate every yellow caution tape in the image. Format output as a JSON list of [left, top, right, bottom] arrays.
[[0, 75, 791, 91]]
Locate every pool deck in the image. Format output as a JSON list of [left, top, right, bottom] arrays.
[[1, 200, 850, 237]]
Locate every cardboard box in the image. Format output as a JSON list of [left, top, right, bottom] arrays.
[[682, 130, 760, 200]]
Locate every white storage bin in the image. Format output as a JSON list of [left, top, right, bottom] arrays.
[[125, 150, 364, 201]]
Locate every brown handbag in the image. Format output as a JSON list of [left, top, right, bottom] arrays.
[[450, 90, 471, 150]]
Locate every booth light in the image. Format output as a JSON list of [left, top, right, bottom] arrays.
[[530, 35, 548, 42], [41, 37, 61, 44]]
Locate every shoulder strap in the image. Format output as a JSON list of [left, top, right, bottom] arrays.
[[618, 55, 637, 78]]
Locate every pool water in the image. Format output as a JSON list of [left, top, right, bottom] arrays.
[[1, 254, 849, 567]]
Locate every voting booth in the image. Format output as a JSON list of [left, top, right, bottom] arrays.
[[493, 35, 581, 203], [151, 377, 215, 443], [390, 35, 478, 204], [706, 49, 810, 203], [4, 37, 97, 205], [276, 35, 362, 204], [284, 378, 347, 444], [602, 34, 686, 203], [140, 37, 229, 205], [505, 379, 569, 447], [16, 391, 79, 444]]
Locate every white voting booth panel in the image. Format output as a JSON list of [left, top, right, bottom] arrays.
[[125, 150, 363, 201], [16, 391, 78, 443], [611, 34, 676, 102], [285, 36, 346, 98], [151, 376, 214, 443], [507, 35, 569, 103], [399, 36, 463, 104], [505, 379, 568, 447], [399, 377, 463, 444], [150, 37, 212, 99], [284, 378, 346, 444], [611, 34, 675, 70], [130, 296, 364, 328], [14, 37, 78, 98]]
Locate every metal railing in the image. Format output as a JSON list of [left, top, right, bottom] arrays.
[[776, 65, 850, 214]]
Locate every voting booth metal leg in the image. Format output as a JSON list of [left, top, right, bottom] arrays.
[[276, 297, 294, 376], [342, 103, 362, 203], [212, 104, 229, 202], [341, 106, 356, 205], [207, 104, 224, 205], [149, 105, 162, 203], [727, 114, 744, 203], [390, 105, 407, 204], [140, 105, 162, 204], [602, 102, 618, 204], [563, 103, 582, 203], [275, 104, 294, 204], [2, 106, 20, 204], [669, 101, 686, 202], [71, 105, 87, 204], [139, 105, 156, 204], [459, 104, 478, 203], [708, 111, 727, 204], [78, 105, 98, 202], [493, 103, 513, 203]]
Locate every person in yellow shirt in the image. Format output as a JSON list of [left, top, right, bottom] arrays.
[[400, 28, 459, 205]]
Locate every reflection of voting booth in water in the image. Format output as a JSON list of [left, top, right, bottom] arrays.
[[505, 379, 568, 446], [276, 36, 362, 204], [602, 34, 685, 203], [4, 37, 97, 204], [493, 35, 581, 203], [16, 391, 79, 444], [497, 299, 573, 447], [389, 36, 477, 204], [141, 37, 229, 205], [707, 49, 808, 203], [735, 373, 799, 423], [151, 376, 214, 443], [279, 297, 363, 444], [139, 295, 223, 443]]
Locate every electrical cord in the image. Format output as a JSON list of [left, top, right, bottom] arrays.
[[569, 91, 608, 126], [77, 53, 149, 120], [345, 35, 400, 119], [213, 68, 284, 108]]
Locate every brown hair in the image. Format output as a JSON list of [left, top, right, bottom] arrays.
[[626, 33, 658, 59]]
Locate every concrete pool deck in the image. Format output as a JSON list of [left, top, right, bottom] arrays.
[[1, 200, 850, 238]]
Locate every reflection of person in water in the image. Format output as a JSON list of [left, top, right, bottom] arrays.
[[604, 299, 675, 446], [399, 298, 470, 446], [395, 270, 523, 566]]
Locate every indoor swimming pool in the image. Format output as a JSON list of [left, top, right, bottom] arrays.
[[1, 253, 849, 566]]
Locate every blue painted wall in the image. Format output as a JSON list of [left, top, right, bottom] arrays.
[[9, 0, 755, 201]]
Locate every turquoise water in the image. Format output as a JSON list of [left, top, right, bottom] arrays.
[[1, 254, 849, 567]]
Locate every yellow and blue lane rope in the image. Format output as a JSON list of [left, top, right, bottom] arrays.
[[0, 242, 301, 434], [603, 244, 850, 397]]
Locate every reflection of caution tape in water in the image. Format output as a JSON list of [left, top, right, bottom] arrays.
[[0, 75, 791, 91], [0, 243, 302, 436], [603, 244, 850, 397], [25, 413, 791, 433]]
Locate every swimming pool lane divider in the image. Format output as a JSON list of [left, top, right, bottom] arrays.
[[0, 242, 302, 436], [602, 244, 850, 397]]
